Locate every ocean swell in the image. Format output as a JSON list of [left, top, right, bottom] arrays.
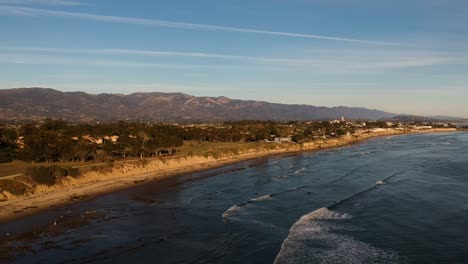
[[222, 186, 310, 223]]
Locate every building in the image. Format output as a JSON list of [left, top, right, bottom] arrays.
[[274, 137, 292, 143]]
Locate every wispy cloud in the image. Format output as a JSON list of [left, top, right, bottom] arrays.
[[0, 5, 398, 45], [368, 58, 456, 69], [0, 47, 336, 66], [0, 0, 81, 6], [0, 46, 462, 70], [0, 53, 292, 71]]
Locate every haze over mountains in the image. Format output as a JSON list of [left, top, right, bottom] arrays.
[[1, 88, 398, 122]]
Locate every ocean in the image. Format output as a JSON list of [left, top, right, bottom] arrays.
[[2, 132, 468, 263]]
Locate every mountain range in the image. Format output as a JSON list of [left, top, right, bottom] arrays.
[[0, 87, 397, 123]]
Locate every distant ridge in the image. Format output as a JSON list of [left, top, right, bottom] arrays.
[[381, 115, 439, 123], [382, 114, 466, 123], [429, 115, 466, 121], [0, 88, 396, 122]]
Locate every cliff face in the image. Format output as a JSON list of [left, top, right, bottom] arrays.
[[0, 88, 395, 122]]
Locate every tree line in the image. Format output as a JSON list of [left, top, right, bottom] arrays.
[[0, 119, 359, 163], [1, 118, 451, 163], [0, 119, 184, 163]]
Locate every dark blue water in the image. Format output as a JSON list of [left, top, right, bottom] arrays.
[[1, 132, 468, 264]]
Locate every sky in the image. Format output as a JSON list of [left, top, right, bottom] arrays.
[[0, 0, 467, 117]]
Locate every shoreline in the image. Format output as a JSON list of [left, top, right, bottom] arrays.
[[0, 128, 458, 225]]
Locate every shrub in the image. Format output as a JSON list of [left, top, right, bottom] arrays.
[[27, 165, 82, 183], [26, 166, 58, 186], [209, 151, 221, 160], [67, 167, 80, 178], [26, 165, 81, 185], [56, 167, 69, 177], [0, 152, 13, 163], [0, 180, 31, 196]]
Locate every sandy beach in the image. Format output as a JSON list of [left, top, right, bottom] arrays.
[[0, 128, 457, 224]]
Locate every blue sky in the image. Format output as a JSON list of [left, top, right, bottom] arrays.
[[1, 0, 467, 117]]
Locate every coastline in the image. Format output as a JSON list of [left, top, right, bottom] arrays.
[[0, 128, 457, 225]]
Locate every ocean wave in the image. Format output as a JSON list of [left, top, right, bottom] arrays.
[[328, 170, 404, 210], [222, 195, 273, 222], [289, 167, 307, 176], [273, 208, 400, 264], [273, 170, 408, 263], [222, 204, 244, 221], [327, 166, 365, 184], [222, 186, 310, 222], [351, 151, 373, 157], [250, 194, 272, 202]]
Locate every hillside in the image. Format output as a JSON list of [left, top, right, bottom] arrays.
[[0, 88, 395, 122]]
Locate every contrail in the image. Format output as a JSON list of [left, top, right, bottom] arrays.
[[0, 5, 398, 45]]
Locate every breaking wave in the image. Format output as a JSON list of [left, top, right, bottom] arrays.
[[273, 208, 400, 264], [222, 186, 310, 222], [250, 194, 272, 202], [274, 170, 407, 264], [222, 204, 244, 221]]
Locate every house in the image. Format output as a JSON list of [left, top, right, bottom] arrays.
[[104, 135, 119, 143], [369, 128, 387, 133], [16, 136, 25, 149], [413, 126, 432, 130], [82, 135, 103, 144], [274, 137, 292, 143]]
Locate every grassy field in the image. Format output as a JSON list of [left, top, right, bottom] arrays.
[[177, 141, 252, 156], [0, 141, 256, 178]]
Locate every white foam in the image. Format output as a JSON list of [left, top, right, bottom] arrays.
[[289, 167, 306, 176], [222, 194, 273, 222], [250, 194, 272, 202], [274, 208, 400, 264], [222, 205, 241, 221]]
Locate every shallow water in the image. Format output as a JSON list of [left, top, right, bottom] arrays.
[[2, 132, 468, 264]]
